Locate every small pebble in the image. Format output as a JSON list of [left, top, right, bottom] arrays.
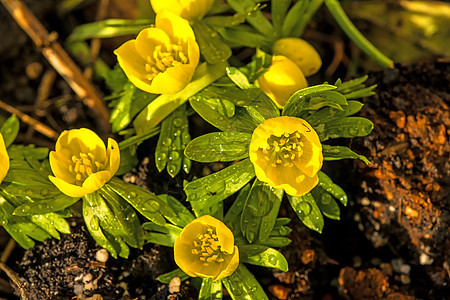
[[353, 256, 362, 268], [95, 248, 109, 263], [391, 258, 404, 273], [168, 277, 181, 293], [400, 274, 411, 284], [360, 197, 371, 206], [400, 264, 411, 275], [419, 253, 434, 265]]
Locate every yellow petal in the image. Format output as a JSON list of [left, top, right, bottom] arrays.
[[115, 40, 155, 94], [292, 141, 323, 177], [48, 175, 90, 198], [150, 64, 196, 94], [0, 134, 9, 184], [151, 0, 214, 20], [134, 27, 171, 60], [106, 138, 120, 177], [82, 171, 111, 192], [178, 220, 206, 243], [156, 9, 196, 43], [273, 38, 322, 77], [258, 56, 307, 107], [56, 128, 107, 162], [197, 215, 234, 254], [49, 151, 76, 184], [214, 246, 239, 281], [151, 0, 184, 17]]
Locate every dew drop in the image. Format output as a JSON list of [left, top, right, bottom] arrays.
[[348, 127, 359, 136], [321, 193, 333, 205], [157, 153, 167, 161], [173, 117, 183, 127], [169, 151, 180, 160], [40, 189, 49, 196], [149, 201, 160, 211], [90, 215, 99, 231], [162, 138, 172, 146], [268, 254, 278, 265], [296, 202, 312, 216], [21, 205, 31, 213]]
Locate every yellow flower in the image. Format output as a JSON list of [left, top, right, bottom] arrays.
[[49, 128, 120, 198], [114, 10, 200, 94], [174, 215, 239, 281], [258, 55, 307, 108], [0, 134, 9, 184], [272, 37, 322, 77], [151, 0, 214, 20], [249, 116, 323, 196]]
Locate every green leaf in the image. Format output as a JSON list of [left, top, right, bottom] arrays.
[[7, 144, 48, 161], [256, 236, 292, 248], [227, 0, 274, 37], [287, 193, 324, 233], [133, 62, 227, 135], [239, 245, 289, 272], [67, 18, 154, 41], [222, 264, 268, 300], [82, 193, 120, 258], [199, 278, 223, 300], [322, 145, 370, 164], [30, 212, 71, 239], [192, 20, 231, 64], [157, 268, 189, 284], [185, 159, 255, 216], [226, 67, 251, 89], [190, 98, 263, 133], [116, 146, 138, 175], [109, 82, 158, 132], [334, 75, 376, 99], [218, 26, 270, 48], [316, 171, 347, 206], [142, 223, 181, 247], [194, 85, 279, 120], [100, 186, 144, 248], [272, 0, 292, 36], [157, 194, 194, 228], [282, 84, 337, 117], [13, 195, 79, 216], [282, 0, 309, 37], [185, 132, 251, 163], [304, 100, 364, 128], [240, 180, 283, 243], [155, 104, 191, 177], [224, 183, 251, 233], [319, 117, 374, 141], [0, 195, 51, 249], [311, 188, 340, 220], [0, 114, 20, 147], [107, 178, 172, 225], [105, 64, 127, 94]]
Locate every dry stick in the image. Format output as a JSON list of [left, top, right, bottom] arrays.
[[0, 99, 59, 140], [0, 262, 28, 300], [0, 0, 111, 131], [0, 239, 16, 263], [84, 0, 110, 80]]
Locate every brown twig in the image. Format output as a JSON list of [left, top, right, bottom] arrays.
[[0, 262, 28, 300], [0, 99, 59, 140], [0, 239, 16, 263], [0, 0, 111, 131]]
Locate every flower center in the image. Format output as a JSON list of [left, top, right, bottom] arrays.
[[145, 44, 189, 81], [191, 226, 225, 266], [68, 152, 104, 185], [262, 131, 304, 168]]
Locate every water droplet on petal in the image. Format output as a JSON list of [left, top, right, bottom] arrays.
[[321, 193, 333, 204], [268, 254, 278, 265], [296, 202, 312, 216]]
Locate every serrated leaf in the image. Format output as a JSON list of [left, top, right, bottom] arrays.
[[322, 145, 370, 164], [240, 180, 283, 243], [157, 194, 194, 228], [185, 132, 251, 163], [0, 114, 19, 147], [287, 193, 324, 233], [192, 20, 231, 64], [199, 278, 223, 300], [107, 177, 172, 225], [239, 245, 289, 272], [157, 268, 189, 284], [282, 84, 337, 117], [185, 159, 255, 216], [134, 62, 226, 135], [155, 104, 190, 177], [319, 117, 374, 141], [222, 264, 268, 300]]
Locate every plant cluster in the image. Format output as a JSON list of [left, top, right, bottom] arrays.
[[0, 0, 390, 298]]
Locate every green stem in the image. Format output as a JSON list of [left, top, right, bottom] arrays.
[[324, 0, 393, 68], [295, 0, 324, 37]]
